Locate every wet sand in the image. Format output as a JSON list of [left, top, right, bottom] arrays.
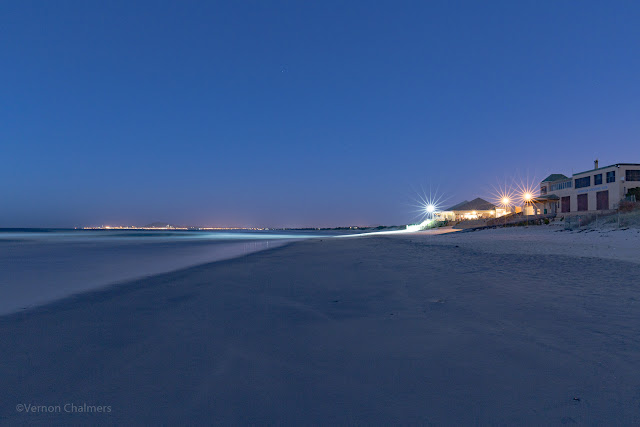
[[1, 233, 639, 425]]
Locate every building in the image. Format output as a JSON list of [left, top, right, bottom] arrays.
[[437, 198, 508, 221], [538, 161, 640, 214]]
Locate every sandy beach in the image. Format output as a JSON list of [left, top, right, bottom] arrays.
[[2, 228, 640, 425], [413, 224, 640, 265]]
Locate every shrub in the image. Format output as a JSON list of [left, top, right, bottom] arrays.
[[626, 187, 640, 200], [619, 200, 640, 212]]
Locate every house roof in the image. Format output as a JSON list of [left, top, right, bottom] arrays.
[[573, 163, 640, 176], [541, 174, 569, 182], [446, 200, 469, 210], [541, 164, 640, 181], [534, 194, 560, 201], [446, 198, 496, 211]]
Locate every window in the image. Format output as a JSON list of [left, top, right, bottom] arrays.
[[594, 174, 602, 185], [540, 186, 547, 195], [626, 169, 640, 181], [575, 176, 591, 189], [577, 194, 588, 211], [606, 171, 615, 183], [549, 180, 572, 191], [561, 196, 570, 213]]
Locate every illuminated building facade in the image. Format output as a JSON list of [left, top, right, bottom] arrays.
[[539, 161, 640, 214], [437, 198, 508, 221]]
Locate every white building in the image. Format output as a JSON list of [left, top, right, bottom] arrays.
[[538, 161, 640, 214], [436, 198, 508, 221]]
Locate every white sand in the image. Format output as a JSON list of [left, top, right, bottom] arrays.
[[1, 229, 639, 424], [406, 224, 640, 265]]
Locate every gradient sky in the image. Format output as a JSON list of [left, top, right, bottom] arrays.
[[2, 1, 639, 227]]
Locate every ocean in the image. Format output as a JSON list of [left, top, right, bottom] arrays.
[[0, 229, 331, 315]]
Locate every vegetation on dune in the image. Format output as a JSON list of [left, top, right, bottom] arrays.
[[625, 187, 640, 201]]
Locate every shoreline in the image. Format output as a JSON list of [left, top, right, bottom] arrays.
[[0, 239, 299, 319], [3, 224, 638, 318], [2, 231, 640, 424]]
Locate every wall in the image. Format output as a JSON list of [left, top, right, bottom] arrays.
[[545, 164, 640, 213]]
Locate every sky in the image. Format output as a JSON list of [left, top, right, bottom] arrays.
[[1, 1, 639, 228]]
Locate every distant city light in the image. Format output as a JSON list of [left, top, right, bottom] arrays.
[[82, 225, 263, 231]]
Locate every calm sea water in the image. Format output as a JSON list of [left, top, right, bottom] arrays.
[[0, 229, 333, 315]]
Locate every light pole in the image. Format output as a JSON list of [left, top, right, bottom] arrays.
[[420, 204, 436, 229], [523, 193, 533, 226], [426, 204, 435, 220], [501, 197, 510, 227]]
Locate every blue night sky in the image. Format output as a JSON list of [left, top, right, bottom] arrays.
[[2, 1, 639, 227]]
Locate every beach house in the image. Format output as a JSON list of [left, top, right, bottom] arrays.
[[537, 161, 640, 214], [437, 198, 507, 221]]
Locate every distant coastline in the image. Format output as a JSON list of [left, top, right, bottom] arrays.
[[77, 224, 407, 232]]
